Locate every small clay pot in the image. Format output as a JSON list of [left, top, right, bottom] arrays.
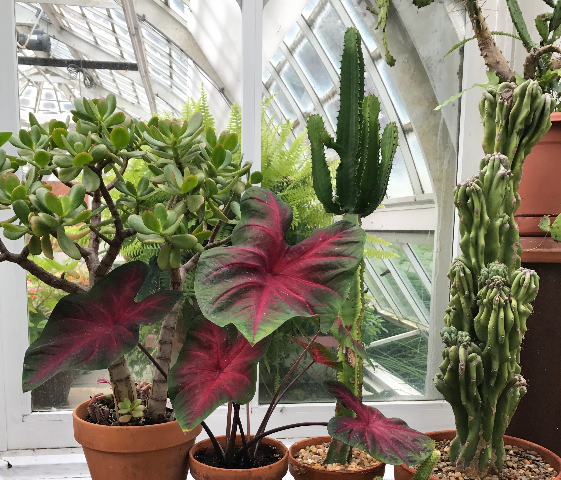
[[288, 436, 386, 479], [394, 430, 561, 480], [73, 401, 202, 480], [189, 434, 288, 480]]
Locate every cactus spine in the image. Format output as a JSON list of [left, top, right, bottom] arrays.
[[308, 27, 398, 465], [435, 79, 553, 476]]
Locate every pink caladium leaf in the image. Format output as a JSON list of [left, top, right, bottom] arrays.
[[22, 261, 182, 392], [195, 187, 365, 344], [290, 336, 343, 371], [168, 319, 268, 431], [324, 381, 434, 466], [331, 317, 374, 368]]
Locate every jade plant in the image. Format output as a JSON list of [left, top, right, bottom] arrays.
[[0, 93, 259, 421], [307, 26, 398, 465]]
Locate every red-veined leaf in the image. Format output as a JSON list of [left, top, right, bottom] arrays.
[[168, 319, 268, 431], [194, 187, 365, 344], [290, 336, 343, 371], [331, 317, 374, 367], [22, 262, 182, 392], [324, 381, 434, 466]]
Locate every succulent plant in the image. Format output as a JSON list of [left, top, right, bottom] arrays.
[[307, 26, 398, 465], [435, 80, 553, 476], [118, 398, 146, 423]]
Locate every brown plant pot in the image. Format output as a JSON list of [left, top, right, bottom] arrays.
[[189, 434, 288, 480], [517, 112, 561, 238], [73, 401, 202, 480], [393, 430, 561, 480], [288, 436, 386, 479]]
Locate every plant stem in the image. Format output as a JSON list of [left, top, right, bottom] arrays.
[[226, 402, 232, 444], [225, 403, 240, 464], [137, 342, 167, 379], [234, 422, 329, 464], [201, 420, 226, 465]]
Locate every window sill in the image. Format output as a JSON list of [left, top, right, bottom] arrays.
[[0, 444, 396, 479]]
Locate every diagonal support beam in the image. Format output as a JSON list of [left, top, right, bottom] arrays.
[[121, 0, 157, 113]]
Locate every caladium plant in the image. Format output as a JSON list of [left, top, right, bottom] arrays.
[[22, 261, 182, 392], [168, 319, 269, 431], [324, 380, 435, 467], [195, 186, 365, 344]]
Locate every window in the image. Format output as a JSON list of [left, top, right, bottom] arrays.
[[3, 0, 463, 450]]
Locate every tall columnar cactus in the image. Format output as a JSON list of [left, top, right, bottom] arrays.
[[307, 27, 398, 465], [435, 79, 554, 476]]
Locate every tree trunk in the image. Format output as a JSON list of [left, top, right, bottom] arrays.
[[108, 355, 137, 422], [146, 267, 182, 422]]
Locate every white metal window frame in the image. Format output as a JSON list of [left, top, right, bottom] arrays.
[[0, 0, 526, 451]]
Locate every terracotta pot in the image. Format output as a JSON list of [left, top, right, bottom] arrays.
[[288, 436, 386, 479], [189, 434, 288, 480], [517, 112, 561, 237], [394, 430, 561, 480], [73, 401, 202, 480]]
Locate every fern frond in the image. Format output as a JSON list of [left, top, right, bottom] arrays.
[[364, 247, 399, 260], [366, 234, 392, 246]]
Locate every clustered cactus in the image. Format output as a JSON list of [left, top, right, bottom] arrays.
[[307, 27, 398, 465], [435, 79, 554, 475]]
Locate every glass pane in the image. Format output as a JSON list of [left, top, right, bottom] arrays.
[[312, 4, 345, 71], [386, 147, 414, 198], [269, 81, 298, 121], [383, 244, 431, 312], [411, 243, 435, 279], [279, 62, 314, 113], [293, 38, 334, 97], [367, 257, 418, 321]]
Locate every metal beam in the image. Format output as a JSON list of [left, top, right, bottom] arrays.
[[121, 0, 157, 112], [366, 329, 421, 348], [18, 57, 138, 70]]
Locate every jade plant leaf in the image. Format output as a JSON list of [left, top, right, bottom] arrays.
[[168, 319, 268, 431], [194, 187, 365, 344], [291, 336, 343, 371], [324, 381, 434, 466], [22, 261, 182, 392]]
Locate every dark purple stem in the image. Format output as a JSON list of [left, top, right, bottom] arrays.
[[137, 342, 167, 380], [255, 331, 320, 437], [225, 403, 240, 464], [252, 360, 316, 457], [234, 422, 329, 464], [201, 420, 226, 465]]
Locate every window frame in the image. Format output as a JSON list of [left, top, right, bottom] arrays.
[[0, 0, 509, 450]]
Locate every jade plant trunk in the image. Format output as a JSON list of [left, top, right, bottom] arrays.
[[307, 26, 398, 465], [435, 79, 554, 475]]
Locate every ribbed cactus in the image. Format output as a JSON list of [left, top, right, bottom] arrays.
[[435, 79, 554, 476], [308, 27, 398, 465], [307, 27, 398, 218]]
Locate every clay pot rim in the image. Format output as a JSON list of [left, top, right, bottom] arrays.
[[288, 435, 384, 474], [551, 112, 561, 122], [73, 400, 202, 453], [396, 430, 561, 480], [188, 434, 288, 473]]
